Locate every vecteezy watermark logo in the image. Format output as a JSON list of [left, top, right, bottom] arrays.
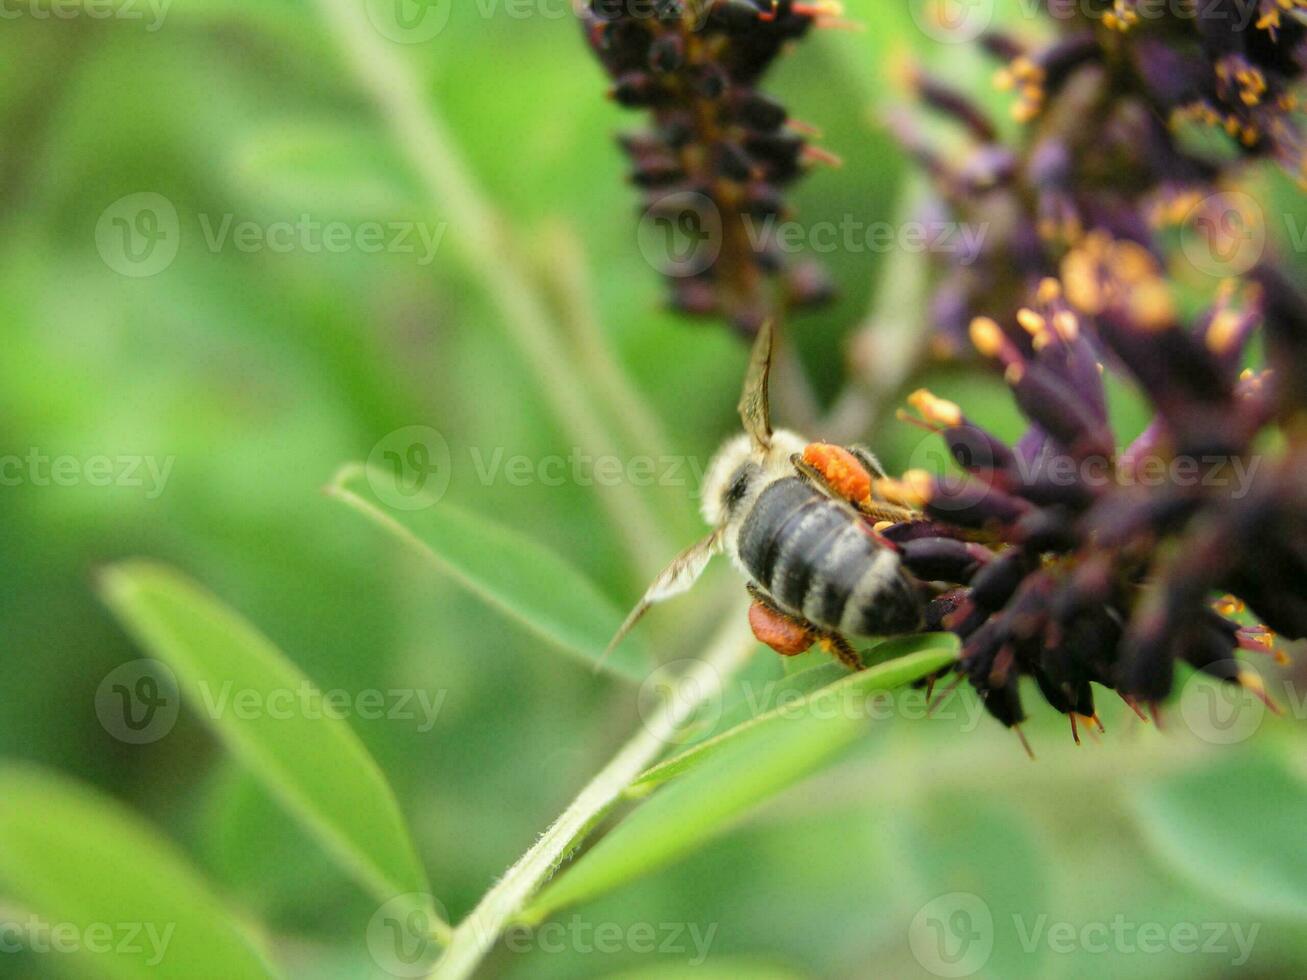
[[638, 660, 723, 746], [732, 679, 989, 732], [0, 450, 175, 498], [0, 915, 176, 966], [637, 191, 722, 279], [903, 434, 1267, 515], [502, 916, 718, 963], [365, 0, 451, 43], [1178, 659, 1268, 745], [367, 426, 453, 511], [742, 215, 990, 263], [95, 659, 180, 745], [1180, 191, 1266, 279], [909, 0, 993, 43], [592, 0, 715, 31], [367, 894, 449, 978], [467, 447, 708, 493], [196, 683, 447, 732], [910, 893, 994, 978], [194, 214, 448, 264], [1011, 914, 1260, 965], [0, 0, 172, 31], [96, 672, 447, 744], [1034, 0, 1265, 30], [95, 193, 181, 278], [96, 195, 450, 277]]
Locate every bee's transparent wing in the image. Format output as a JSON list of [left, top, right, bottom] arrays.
[[599, 529, 724, 670], [737, 319, 774, 452]]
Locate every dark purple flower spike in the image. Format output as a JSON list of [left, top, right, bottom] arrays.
[[581, 0, 846, 334]]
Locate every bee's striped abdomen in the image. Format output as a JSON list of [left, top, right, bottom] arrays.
[[738, 477, 922, 637]]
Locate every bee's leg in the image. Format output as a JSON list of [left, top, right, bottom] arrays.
[[848, 445, 929, 523], [746, 584, 816, 657], [793, 447, 916, 526], [747, 584, 866, 672], [815, 629, 865, 672], [846, 444, 887, 479]]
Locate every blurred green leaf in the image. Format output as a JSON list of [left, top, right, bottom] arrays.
[[326, 462, 649, 679], [195, 764, 352, 925], [97, 560, 434, 916], [1130, 751, 1307, 921], [521, 643, 957, 923], [896, 795, 1053, 980], [167, 0, 327, 55], [228, 121, 419, 222], [0, 765, 278, 980], [631, 639, 959, 793], [606, 960, 810, 980]]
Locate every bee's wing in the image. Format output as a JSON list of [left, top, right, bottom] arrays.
[[737, 319, 774, 452], [599, 529, 724, 671]]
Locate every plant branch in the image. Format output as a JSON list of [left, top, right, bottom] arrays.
[[534, 221, 700, 541], [822, 175, 934, 443], [313, 0, 674, 577], [538, 220, 675, 464], [429, 606, 757, 980]]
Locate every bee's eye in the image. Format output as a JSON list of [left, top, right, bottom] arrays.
[[723, 467, 752, 512]]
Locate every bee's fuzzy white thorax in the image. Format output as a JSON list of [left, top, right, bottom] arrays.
[[700, 428, 809, 531]]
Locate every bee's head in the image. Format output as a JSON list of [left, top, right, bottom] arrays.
[[700, 428, 808, 528]]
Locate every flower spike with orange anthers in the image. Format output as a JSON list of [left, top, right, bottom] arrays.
[[871, 256, 1307, 731]]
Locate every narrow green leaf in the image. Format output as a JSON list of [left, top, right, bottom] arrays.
[[520, 642, 958, 923], [1129, 750, 1307, 920], [0, 766, 278, 980], [326, 462, 649, 679], [97, 560, 434, 919], [631, 639, 959, 793]]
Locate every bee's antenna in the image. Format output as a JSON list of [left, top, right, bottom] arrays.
[[738, 319, 776, 453]]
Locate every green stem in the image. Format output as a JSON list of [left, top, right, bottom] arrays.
[[822, 175, 934, 443], [429, 608, 756, 980], [313, 0, 674, 577], [539, 221, 677, 466], [535, 221, 700, 541]]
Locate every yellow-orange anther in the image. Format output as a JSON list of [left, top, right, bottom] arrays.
[[1037, 277, 1062, 304], [970, 316, 1006, 358], [1017, 308, 1048, 338], [900, 469, 935, 506], [1215, 595, 1246, 616], [908, 388, 963, 428], [1206, 309, 1243, 355]]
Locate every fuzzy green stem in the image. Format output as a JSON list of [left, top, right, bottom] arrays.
[[429, 607, 756, 980]]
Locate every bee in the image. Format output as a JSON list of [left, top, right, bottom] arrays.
[[609, 322, 924, 670]]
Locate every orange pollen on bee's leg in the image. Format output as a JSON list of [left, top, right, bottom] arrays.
[[748, 601, 815, 656], [803, 443, 873, 504]]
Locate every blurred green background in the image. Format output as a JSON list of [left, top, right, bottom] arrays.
[[3, 1, 1307, 977]]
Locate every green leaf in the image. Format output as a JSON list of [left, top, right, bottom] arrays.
[[97, 560, 434, 919], [606, 961, 810, 980], [1129, 750, 1307, 920], [895, 795, 1052, 980], [631, 638, 959, 793], [0, 765, 278, 980], [520, 642, 958, 922], [326, 462, 649, 679], [228, 122, 419, 223]]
